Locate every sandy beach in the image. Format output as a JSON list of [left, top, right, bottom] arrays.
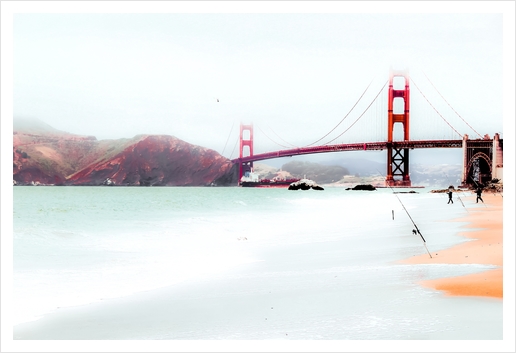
[[399, 193, 503, 298], [11, 188, 507, 345]]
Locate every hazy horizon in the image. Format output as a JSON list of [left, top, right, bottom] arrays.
[[8, 3, 510, 162], [4, 2, 514, 169], [12, 114, 466, 167]]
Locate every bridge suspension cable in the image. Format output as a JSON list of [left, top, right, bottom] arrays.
[[304, 78, 376, 147], [410, 78, 463, 139], [266, 126, 298, 148], [422, 71, 483, 139], [323, 80, 388, 145], [221, 121, 235, 157], [255, 125, 292, 149], [229, 132, 239, 160]]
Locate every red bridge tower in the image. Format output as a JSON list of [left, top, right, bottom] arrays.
[[239, 123, 254, 182], [386, 68, 411, 186]]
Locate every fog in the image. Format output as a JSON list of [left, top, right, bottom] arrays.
[[4, 2, 513, 165]]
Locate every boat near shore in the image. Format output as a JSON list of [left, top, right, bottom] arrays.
[[240, 171, 300, 188]]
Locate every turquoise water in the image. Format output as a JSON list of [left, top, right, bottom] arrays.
[[12, 186, 502, 340]]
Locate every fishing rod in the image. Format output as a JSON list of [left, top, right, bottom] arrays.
[[471, 178, 488, 207], [473, 176, 502, 200], [377, 170, 432, 258], [444, 174, 468, 213]]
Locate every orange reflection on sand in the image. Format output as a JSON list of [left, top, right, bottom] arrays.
[[399, 193, 503, 298]]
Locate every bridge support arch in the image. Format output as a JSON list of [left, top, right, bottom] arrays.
[[386, 68, 411, 186], [238, 123, 254, 182], [461, 133, 503, 187]]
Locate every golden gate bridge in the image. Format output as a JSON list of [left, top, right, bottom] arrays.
[[229, 68, 503, 187]]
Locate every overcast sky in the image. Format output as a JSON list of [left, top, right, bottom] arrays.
[[4, 2, 514, 160]]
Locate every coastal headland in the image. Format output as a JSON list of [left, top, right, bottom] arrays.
[[399, 193, 503, 298]]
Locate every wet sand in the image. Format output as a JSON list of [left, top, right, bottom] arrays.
[[10, 191, 507, 345], [400, 193, 503, 298]]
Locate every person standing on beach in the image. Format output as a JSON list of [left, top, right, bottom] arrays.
[[476, 187, 484, 203], [447, 186, 454, 204]]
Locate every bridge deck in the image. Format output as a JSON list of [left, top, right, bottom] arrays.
[[232, 140, 463, 163]]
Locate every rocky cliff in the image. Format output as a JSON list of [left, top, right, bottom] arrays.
[[13, 119, 238, 186]]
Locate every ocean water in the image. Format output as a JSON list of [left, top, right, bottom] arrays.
[[12, 186, 502, 341]]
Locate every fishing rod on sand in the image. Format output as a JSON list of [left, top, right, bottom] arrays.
[[377, 170, 432, 258]]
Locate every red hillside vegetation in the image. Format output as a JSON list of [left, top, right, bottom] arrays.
[[13, 119, 238, 186]]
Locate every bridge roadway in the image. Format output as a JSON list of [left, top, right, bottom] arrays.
[[231, 139, 463, 164]]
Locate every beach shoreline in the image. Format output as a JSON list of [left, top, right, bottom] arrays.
[[11, 189, 506, 343], [398, 193, 503, 298]]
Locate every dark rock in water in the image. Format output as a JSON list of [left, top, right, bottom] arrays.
[[346, 184, 376, 191], [300, 184, 311, 190], [288, 179, 324, 190], [288, 183, 304, 190]]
